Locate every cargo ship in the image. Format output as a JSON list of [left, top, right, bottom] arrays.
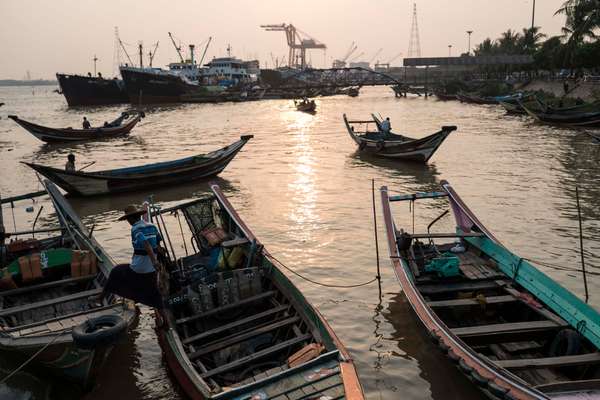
[[56, 73, 128, 106]]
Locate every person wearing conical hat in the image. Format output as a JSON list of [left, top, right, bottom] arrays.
[[97, 204, 164, 309]]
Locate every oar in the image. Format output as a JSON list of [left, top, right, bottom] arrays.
[[77, 161, 96, 172]]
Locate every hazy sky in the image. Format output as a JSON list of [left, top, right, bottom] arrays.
[[0, 0, 567, 79]]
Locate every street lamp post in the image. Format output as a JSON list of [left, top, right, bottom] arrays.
[[448, 45, 452, 57], [466, 30, 473, 55]]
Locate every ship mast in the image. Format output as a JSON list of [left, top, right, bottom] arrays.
[[148, 41, 159, 67], [93, 55, 98, 76], [138, 42, 143, 68], [199, 37, 212, 66], [168, 32, 185, 63], [189, 44, 195, 64]]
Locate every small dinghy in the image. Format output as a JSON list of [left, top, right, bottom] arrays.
[[22, 135, 253, 196], [0, 181, 136, 388], [343, 114, 456, 162], [456, 93, 498, 105], [380, 180, 600, 400], [520, 101, 600, 128], [294, 98, 317, 113], [147, 183, 364, 400], [8, 111, 144, 143]]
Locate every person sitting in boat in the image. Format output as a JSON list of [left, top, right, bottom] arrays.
[[82, 117, 91, 129], [95, 205, 165, 309], [379, 117, 392, 135], [65, 153, 76, 172]]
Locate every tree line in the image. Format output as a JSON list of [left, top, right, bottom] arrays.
[[472, 0, 600, 72]]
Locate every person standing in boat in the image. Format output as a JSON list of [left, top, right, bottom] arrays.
[[380, 117, 392, 135], [65, 153, 76, 172], [82, 116, 91, 129], [96, 205, 165, 309]]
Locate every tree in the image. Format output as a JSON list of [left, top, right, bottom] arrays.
[[473, 38, 498, 56], [556, 0, 600, 45], [520, 26, 547, 53], [497, 29, 523, 54]]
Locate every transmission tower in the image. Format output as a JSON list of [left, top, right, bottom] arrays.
[[407, 3, 421, 58], [113, 27, 121, 77]]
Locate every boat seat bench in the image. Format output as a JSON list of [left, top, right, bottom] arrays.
[[453, 320, 568, 337], [494, 352, 600, 370], [182, 304, 290, 345], [417, 279, 507, 295], [188, 316, 301, 360], [0, 288, 101, 317], [176, 290, 275, 325], [427, 295, 516, 308], [200, 333, 313, 379], [0, 275, 96, 298]]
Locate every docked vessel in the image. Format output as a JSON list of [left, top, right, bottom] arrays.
[[0, 181, 137, 388], [381, 180, 600, 400], [56, 73, 128, 106], [149, 183, 364, 400]]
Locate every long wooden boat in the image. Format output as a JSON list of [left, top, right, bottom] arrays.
[[0, 181, 136, 388], [380, 180, 600, 400], [434, 91, 457, 101], [148, 183, 364, 400], [295, 99, 316, 113], [520, 101, 600, 127], [8, 111, 144, 143], [456, 93, 498, 105], [343, 114, 457, 162], [22, 135, 252, 196]]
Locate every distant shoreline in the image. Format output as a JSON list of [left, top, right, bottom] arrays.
[[0, 80, 57, 87]]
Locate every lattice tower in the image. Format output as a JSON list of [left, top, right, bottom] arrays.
[[407, 3, 421, 58]]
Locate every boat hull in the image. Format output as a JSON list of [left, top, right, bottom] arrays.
[[56, 74, 128, 106], [8, 113, 142, 143], [344, 115, 456, 163], [24, 137, 251, 196]]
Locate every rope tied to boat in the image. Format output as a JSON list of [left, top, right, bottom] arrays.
[[265, 253, 378, 288], [0, 329, 65, 385]]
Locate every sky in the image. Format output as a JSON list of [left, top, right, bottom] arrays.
[[0, 0, 568, 80]]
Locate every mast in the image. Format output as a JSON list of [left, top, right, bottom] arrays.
[[168, 32, 184, 63], [149, 41, 159, 67], [199, 36, 212, 66], [118, 36, 134, 66], [138, 42, 143, 68], [93, 55, 98, 76], [189, 44, 195, 64]]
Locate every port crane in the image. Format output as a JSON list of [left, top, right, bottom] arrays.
[[260, 23, 326, 69], [332, 42, 357, 68]]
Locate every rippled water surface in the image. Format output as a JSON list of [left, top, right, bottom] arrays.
[[1, 85, 599, 400]]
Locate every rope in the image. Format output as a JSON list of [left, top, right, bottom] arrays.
[[523, 257, 600, 277], [265, 253, 377, 288], [0, 330, 64, 384]]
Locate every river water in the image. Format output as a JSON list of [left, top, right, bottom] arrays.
[[0, 85, 599, 400]]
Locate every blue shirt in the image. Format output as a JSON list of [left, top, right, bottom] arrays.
[[130, 220, 162, 273]]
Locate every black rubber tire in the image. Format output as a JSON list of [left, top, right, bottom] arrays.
[[358, 141, 367, 151], [447, 350, 460, 363], [72, 314, 127, 349], [376, 140, 385, 151], [471, 370, 488, 387], [549, 329, 581, 358], [438, 341, 449, 354], [459, 358, 474, 374], [487, 381, 509, 397]]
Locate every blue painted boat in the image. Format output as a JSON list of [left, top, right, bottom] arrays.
[[381, 180, 600, 400]]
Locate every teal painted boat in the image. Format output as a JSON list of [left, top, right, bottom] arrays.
[[150, 184, 364, 400], [0, 181, 137, 389], [380, 180, 600, 400]]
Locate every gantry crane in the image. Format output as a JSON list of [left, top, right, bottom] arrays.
[[260, 23, 326, 69], [332, 42, 357, 68]]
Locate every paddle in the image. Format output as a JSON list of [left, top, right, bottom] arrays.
[[77, 161, 96, 172]]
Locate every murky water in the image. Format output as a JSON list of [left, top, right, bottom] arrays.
[[1, 85, 599, 400]]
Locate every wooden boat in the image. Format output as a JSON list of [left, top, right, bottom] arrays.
[[520, 101, 600, 127], [380, 180, 600, 400], [343, 114, 457, 162], [434, 92, 457, 101], [8, 111, 144, 143], [22, 135, 253, 196], [456, 93, 498, 105], [148, 183, 364, 400], [0, 181, 136, 388], [295, 99, 317, 113]]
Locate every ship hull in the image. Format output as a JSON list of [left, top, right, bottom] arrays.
[[56, 74, 128, 106]]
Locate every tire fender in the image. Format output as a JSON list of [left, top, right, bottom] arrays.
[[72, 314, 127, 349]]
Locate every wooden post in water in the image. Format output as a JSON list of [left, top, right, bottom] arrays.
[[575, 186, 589, 303], [371, 179, 382, 299]]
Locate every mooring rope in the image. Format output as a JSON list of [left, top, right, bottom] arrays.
[[0, 330, 65, 385], [265, 253, 377, 288]]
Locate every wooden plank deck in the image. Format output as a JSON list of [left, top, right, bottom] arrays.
[[0, 288, 101, 318], [453, 320, 568, 338], [427, 295, 516, 308]]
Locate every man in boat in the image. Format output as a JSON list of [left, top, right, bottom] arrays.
[[379, 117, 392, 136], [65, 153, 76, 172], [82, 117, 91, 129], [95, 205, 165, 309]]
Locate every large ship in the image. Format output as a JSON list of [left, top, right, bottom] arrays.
[[56, 73, 128, 106]]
